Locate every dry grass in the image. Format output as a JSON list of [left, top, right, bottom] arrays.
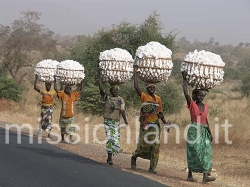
[[0, 80, 250, 186]]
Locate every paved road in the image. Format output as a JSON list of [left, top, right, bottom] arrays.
[[0, 126, 168, 187]]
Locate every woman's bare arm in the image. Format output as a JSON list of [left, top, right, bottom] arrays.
[[182, 71, 191, 106], [134, 65, 142, 97], [34, 74, 40, 93], [98, 69, 106, 97]]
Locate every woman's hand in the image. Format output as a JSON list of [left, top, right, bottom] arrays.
[[134, 65, 138, 72]]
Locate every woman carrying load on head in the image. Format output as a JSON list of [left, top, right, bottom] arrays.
[[34, 74, 56, 138], [182, 71, 216, 184], [98, 68, 128, 166], [54, 76, 84, 143], [131, 65, 169, 174]]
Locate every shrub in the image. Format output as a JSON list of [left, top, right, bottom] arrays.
[[119, 80, 143, 109], [155, 81, 184, 114], [0, 76, 23, 102], [224, 67, 240, 80], [77, 83, 105, 115]]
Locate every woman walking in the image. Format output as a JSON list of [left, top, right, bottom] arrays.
[[182, 71, 216, 183], [98, 69, 128, 165], [131, 66, 168, 174], [54, 76, 84, 143], [34, 74, 56, 138]]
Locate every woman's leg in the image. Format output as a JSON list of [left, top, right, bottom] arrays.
[[131, 155, 137, 169], [107, 153, 113, 165], [104, 118, 119, 165], [46, 107, 53, 138], [187, 170, 194, 182], [61, 134, 64, 141], [149, 144, 160, 174], [131, 127, 151, 170]]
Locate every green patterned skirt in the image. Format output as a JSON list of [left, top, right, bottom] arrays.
[[133, 124, 161, 170], [186, 122, 213, 173], [104, 118, 120, 155], [59, 116, 77, 135]]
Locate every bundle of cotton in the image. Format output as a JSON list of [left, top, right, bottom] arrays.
[[181, 50, 225, 89], [134, 41, 173, 83], [99, 48, 134, 85], [56, 60, 85, 85], [34, 59, 60, 82]]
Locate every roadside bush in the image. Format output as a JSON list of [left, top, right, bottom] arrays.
[[0, 76, 23, 102]]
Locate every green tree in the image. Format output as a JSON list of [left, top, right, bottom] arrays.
[[238, 42, 244, 47], [241, 75, 250, 97], [155, 81, 184, 114], [245, 43, 250, 47], [237, 54, 250, 78], [69, 12, 179, 114], [177, 37, 193, 51], [0, 11, 57, 82], [208, 37, 214, 45], [214, 42, 220, 46], [237, 53, 250, 96], [77, 83, 105, 115]]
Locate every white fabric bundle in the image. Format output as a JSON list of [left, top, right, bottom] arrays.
[[99, 48, 134, 85], [181, 50, 225, 89], [34, 59, 60, 82], [134, 41, 173, 83], [56, 60, 85, 85]]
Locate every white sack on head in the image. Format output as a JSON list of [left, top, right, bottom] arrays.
[[56, 60, 85, 85], [34, 59, 60, 82], [99, 48, 134, 85], [135, 41, 172, 59], [181, 50, 225, 89], [134, 41, 173, 83]]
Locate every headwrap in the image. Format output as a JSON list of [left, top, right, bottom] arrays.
[[145, 82, 156, 88], [65, 84, 73, 88], [45, 81, 52, 85], [192, 89, 209, 96], [110, 83, 120, 90]]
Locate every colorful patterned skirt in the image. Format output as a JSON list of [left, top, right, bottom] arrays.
[[59, 116, 77, 135], [133, 123, 161, 170], [104, 118, 120, 155], [40, 105, 54, 130], [186, 122, 213, 173]]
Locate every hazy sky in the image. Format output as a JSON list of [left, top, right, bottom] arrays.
[[1, 0, 250, 45]]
